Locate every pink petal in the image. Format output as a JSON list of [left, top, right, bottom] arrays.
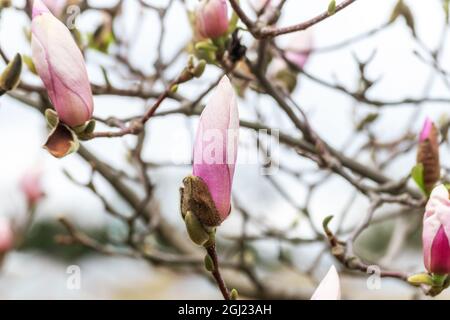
[[32, 0, 51, 18], [429, 226, 450, 274], [419, 117, 433, 142], [284, 30, 313, 69]]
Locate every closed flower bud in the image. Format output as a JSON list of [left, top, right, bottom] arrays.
[[31, 0, 94, 128], [0, 53, 22, 96], [311, 265, 341, 300], [417, 118, 440, 194], [192, 76, 239, 224], [196, 0, 229, 39], [423, 185, 450, 275]]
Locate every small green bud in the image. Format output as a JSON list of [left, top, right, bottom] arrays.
[[389, 0, 416, 36], [193, 60, 207, 78], [195, 41, 218, 52], [322, 215, 334, 232], [0, 53, 22, 95], [73, 123, 88, 134], [432, 274, 448, 287], [230, 289, 239, 300], [22, 55, 36, 74], [45, 109, 59, 128], [75, 119, 96, 140], [170, 84, 179, 93], [179, 69, 194, 83], [407, 273, 434, 286], [204, 253, 214, 272], [184, 211, 210, 246], [328, 0, 336, 15], [444, 0, 450, 22], [275, 69, 297, 93], [83, 119, 96, 135], [187, 55, 195, 69]]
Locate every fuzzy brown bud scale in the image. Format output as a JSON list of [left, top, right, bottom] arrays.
[[417, 124, 440, 194]]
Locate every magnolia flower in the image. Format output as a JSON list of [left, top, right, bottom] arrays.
[[31, 0, 93, 128], [20, 169, 44, 207], [192, 76, 239, 223], [0, 217, 13, 255], [423, 185, 450, 275], [311, 265, 341, 300], [284, 30, 313, 70], [417, 117, 440, 194], [196, 0, 229, 39]]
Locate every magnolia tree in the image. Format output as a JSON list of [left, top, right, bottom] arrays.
[[0, 0, 450, 300]]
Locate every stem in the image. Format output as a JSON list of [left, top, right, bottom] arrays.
[[205, 244, 230, 300]]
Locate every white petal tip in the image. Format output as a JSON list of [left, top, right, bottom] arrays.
[[431, 185, 449, 199], [311, 265, 341, 300]]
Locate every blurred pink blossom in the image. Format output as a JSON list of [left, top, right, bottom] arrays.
[[284, 30, 313, 70], [0, 217, 14, 254], [196, 0, 229, 39], [20, 169, 44, 206]]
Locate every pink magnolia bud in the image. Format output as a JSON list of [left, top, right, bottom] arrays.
[[0, 217, 14, 254], [417, 117, 440, 194], [311, 265, 341, 300], [196, 0, 229, 39], [419, 117, 433, 143], [31, 0, 94, 127], [284, 30, 313, 70], [193, 76, 239, 222], [423, 185, 450, 275], [20, 169, 44, 206]]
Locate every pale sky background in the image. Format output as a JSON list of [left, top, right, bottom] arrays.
[[0, 0, 449, 299]]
